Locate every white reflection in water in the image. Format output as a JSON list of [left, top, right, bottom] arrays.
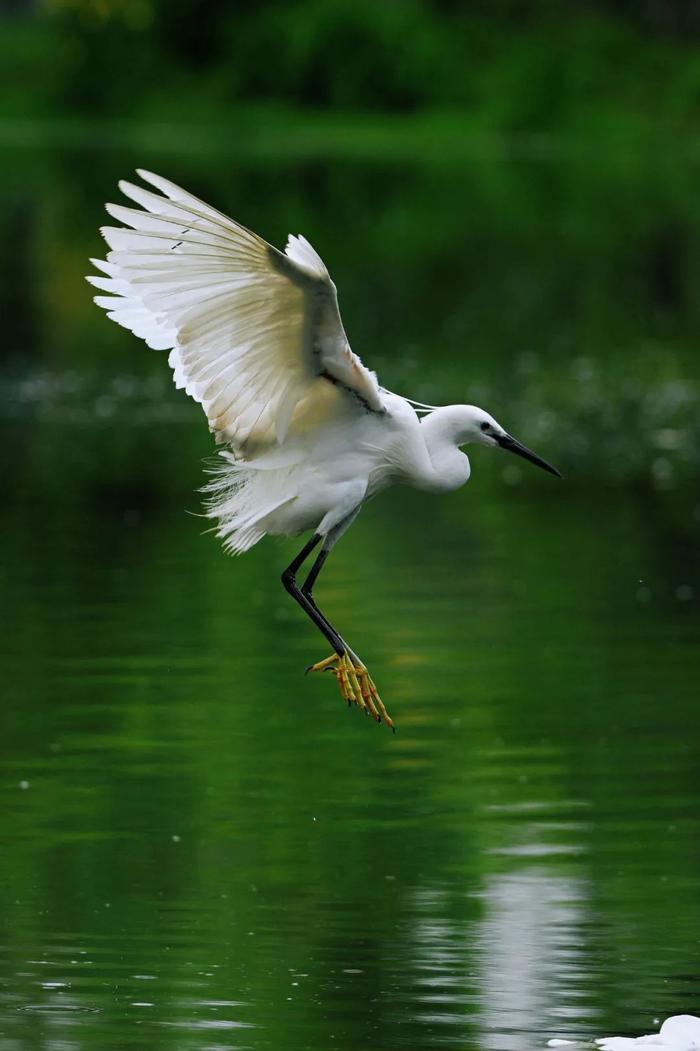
[[476, 866, 590, 1051], [405, 811, 592, 1047]]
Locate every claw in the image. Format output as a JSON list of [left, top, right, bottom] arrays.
[[306, 652, 394, 729], [306, 653, 342, 675], [353, 664, 393, 730]]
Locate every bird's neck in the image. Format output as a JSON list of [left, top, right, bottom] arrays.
[[418, 408, 472, 492]]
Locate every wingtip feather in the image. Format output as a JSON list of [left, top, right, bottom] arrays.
[[136, 169, 174, 197], [89, 257, 115, 276], [136, 168, 161, 186]]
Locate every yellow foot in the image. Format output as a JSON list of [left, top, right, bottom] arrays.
[[306, 653, 394, 731]]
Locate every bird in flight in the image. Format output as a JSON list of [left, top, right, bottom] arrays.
[[88, 171, 560, 730]]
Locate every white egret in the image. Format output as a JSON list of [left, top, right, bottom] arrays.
[[88, 170, 560, 729]]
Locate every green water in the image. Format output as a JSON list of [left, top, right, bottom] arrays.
[[1, 141, 700, 1050]]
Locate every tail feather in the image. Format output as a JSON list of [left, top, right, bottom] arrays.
[[202, 451, 296, 554]]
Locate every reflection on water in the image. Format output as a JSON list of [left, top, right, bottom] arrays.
[[477, 870, 589, 1050], [1, 144, 700, 1049]]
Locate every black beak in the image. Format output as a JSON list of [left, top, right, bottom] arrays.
[[496, 433, 562, 478]]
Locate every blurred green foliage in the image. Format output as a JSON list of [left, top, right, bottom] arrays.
[[1, 0, 700, 140], [2, 1, 700, 498]]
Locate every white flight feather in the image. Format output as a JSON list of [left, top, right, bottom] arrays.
[[88, 170, 386, 549]]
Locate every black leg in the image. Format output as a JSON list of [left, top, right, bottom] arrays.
[[290, 525, 393, 728], [300, 511, 363, 643], [299, 543, 346, 647], [301, 543, 330, 599], [281, 534, 345, 656], [285, 532, 322, 577]]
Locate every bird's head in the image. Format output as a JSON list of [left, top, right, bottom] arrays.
[[460, 406, 562, 478]]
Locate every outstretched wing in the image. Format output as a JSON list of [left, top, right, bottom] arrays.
[[87, 170, 384, 450]]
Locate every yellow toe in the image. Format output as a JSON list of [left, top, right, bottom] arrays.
[[306, 652, 394, 729]]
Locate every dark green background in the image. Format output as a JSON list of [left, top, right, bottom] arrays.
[[1, 3, 699, 1049]]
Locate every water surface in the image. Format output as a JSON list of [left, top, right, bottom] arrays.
[[1, 141, 699, 1050]]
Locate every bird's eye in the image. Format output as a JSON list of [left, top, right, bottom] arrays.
[[480, 422, 490, 432]]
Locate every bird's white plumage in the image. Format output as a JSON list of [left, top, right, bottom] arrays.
[[88, 170, 382, 451], [88, 172, 562, 725], [89, 172, 558, 557]]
